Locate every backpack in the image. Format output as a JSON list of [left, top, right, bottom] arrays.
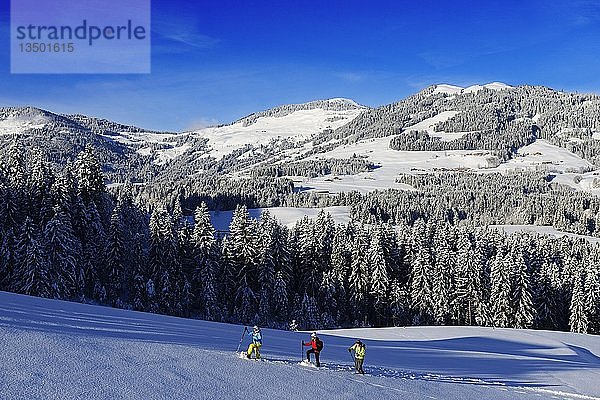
[[315, 337, 324, 351]]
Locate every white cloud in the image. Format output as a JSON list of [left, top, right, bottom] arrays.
[[184, 117, 220, 132], [334, 72, 363, 82]]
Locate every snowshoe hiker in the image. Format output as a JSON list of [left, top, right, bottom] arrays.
[[348, 340, 366, 374], [246, 326, 262, 359], [302, 332, 323, 367], [289, 319, 298, 331]]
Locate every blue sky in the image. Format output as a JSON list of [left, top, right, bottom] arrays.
[[1, 0, 600, 131]]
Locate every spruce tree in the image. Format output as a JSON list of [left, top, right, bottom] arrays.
[[43, 207, 80, 299], [75, 145, 105, 206], [0, 227, 16, 291], [584, 258, 600, 333], [300, 292, 319, 329], [349, 227, 370, 323], [511, 249, 534, 329], [453, 230, 480, 325], [410, 220, 433, 324], [105, 205, 125, 306], [229, 205, 260, 319], [569, 272, 588, 333], [490, 249, 511, 327], [148, 207, 181, 314], [369, 229, 389, 325], [13, 217, 54, 298], [432, 224, 454, 325], [272, 271, 289, 324], [319, 270, 339, 327]]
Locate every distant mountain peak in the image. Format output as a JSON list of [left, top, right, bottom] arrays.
[[322, 97, 364, 108]]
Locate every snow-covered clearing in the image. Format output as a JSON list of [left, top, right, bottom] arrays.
[[551, 171, 600, 196], [1, 291, 599, 400], [463, 82, 513, 93], [431, 84, 464, 96], [299, 136, 590, 194], [493, 140, 593, 174], [99, 130, 191, 166], [209, 206, 350, 230], [103, 131, 180, 146], [403, 110, 471, 142], [303, 136, 497, 194], [152, 143, 191, 166]]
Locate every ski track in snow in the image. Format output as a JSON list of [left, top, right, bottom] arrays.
[[1, 291, 599, 400]]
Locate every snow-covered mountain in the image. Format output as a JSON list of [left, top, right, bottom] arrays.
[[0, 106, 189, 182], [2, 291, 599, 400], [4, 83, 600, 193]]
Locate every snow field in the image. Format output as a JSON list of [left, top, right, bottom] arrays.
[[1, 291, 599, 400]]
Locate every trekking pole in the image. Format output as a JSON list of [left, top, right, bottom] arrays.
[[236, 327, 248, 353], [300, 340, 303, 362]]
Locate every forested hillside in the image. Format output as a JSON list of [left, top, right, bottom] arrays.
[[1, 142, 598, 334]]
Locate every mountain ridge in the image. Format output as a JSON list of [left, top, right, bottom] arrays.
[[3, 83, 600, 188]]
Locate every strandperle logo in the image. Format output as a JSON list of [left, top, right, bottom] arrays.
[[11, 0, 151, 74], [15, 20, 147, 46]]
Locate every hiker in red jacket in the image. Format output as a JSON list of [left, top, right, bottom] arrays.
[[302, 332, 323, 367]]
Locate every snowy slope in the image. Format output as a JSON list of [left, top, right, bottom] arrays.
[[463, 82, 513, 94], [494, 139, 593, 174], [1, 292, 599, 400], [0, 114, 50, 136], [552, 171, 600, 196], [101, 131, 190, 166], [431, 84, 464, 96], [300, 138, 592, 194], [300, 111, 499, 193], [193, 99, 365, 160], [303, 145, 498, 194], [294, 113, 590, 194]]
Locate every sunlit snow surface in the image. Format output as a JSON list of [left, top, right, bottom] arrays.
[[300, 137, 591, 194], [430, 82, 512, 96], [1, 292, 599, 400], [209, 206, 350, 230], [194, 105, 364, 161], [0, 114, 49, 136]]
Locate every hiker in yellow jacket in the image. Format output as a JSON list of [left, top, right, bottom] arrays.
[[348, 339, 366, 374], [246, 326, 262, 359]]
